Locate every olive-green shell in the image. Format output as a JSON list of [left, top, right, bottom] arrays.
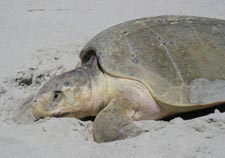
[[80, 15, 225, 107]]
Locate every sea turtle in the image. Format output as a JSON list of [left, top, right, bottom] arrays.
[[32, 15, 225, 143]]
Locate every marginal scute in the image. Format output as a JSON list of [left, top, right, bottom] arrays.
[[80, 15, 225, 107]]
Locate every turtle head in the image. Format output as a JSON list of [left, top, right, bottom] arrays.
[[32, 56, 100, 120]]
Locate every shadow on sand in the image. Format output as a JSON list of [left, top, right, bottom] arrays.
[[163, 104, 225, 121]]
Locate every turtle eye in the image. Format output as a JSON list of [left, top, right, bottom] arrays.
[[64, 81, 71, 87], [53, 91, 62, 100]]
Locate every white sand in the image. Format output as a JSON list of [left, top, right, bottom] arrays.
[[0, 0, 225, 157]]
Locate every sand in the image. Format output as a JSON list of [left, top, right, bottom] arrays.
[[0, 0, 225, 157]]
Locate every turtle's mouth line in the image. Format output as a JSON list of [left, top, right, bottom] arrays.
[[33, 112, 73, 122], [52, 111, 73, 118]]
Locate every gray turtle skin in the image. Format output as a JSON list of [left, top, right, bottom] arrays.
[[32, 15, 225, 143]]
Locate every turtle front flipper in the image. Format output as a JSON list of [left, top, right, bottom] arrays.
[[93, 99, 143, 143]]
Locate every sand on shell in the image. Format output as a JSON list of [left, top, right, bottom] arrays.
[[1, 0, 225, 158]]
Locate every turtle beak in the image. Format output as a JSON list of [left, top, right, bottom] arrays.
[[32, 91, 75, 120], [32, 92, 54, 120]]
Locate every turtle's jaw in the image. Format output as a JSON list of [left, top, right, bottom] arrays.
[[32, 106, 53, 121], [32, 92, 56, 120], [32, 88, 94, 120], [32, 92, 72, 120], [32, 101, 74, 120]]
